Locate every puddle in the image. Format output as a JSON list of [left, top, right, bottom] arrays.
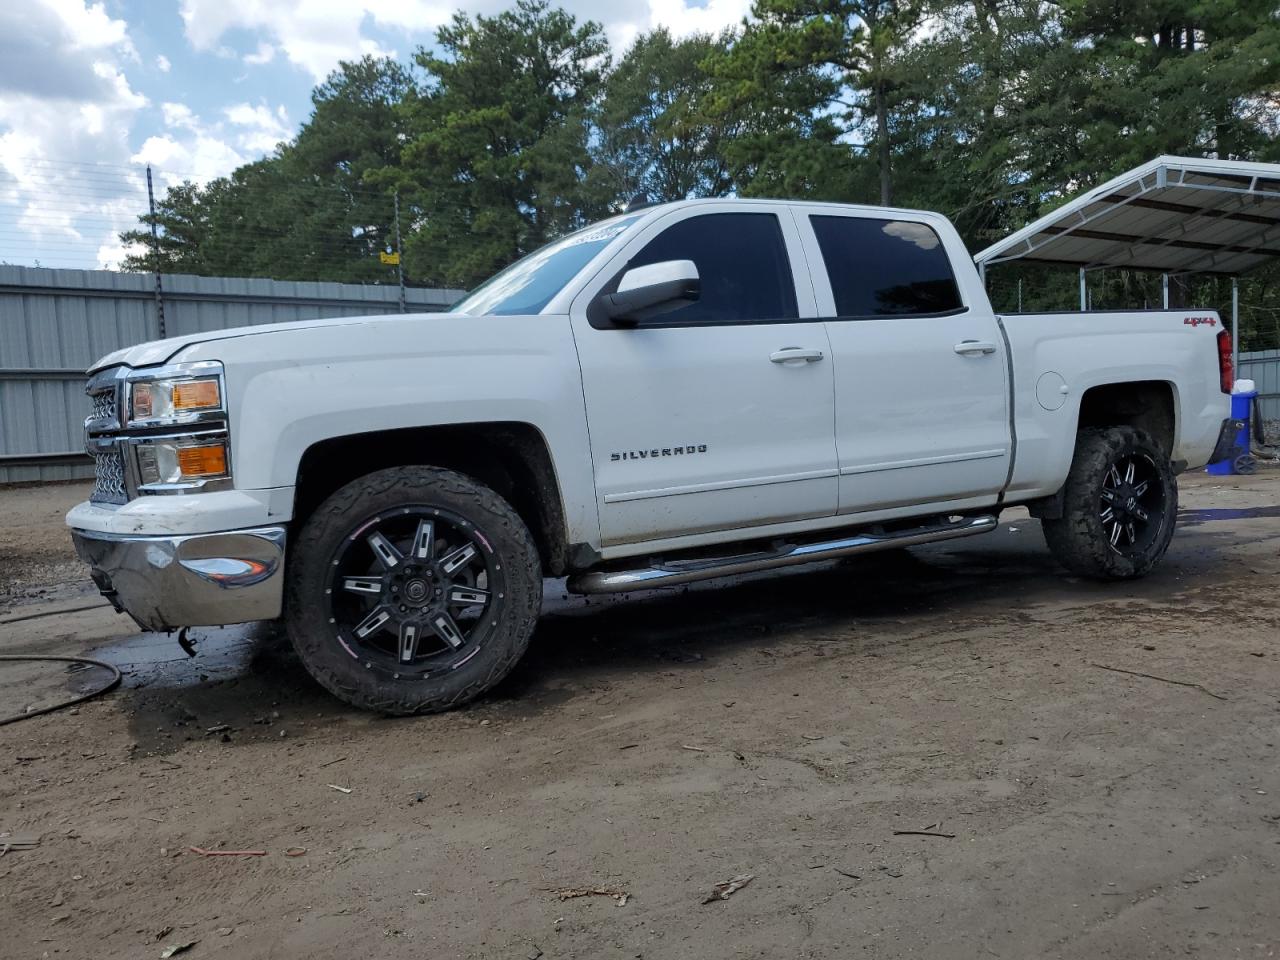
[[1178, 505, 1280, 525], [88, 623, 267, 689], [71, 518, 1236, 740], [78, 531, 1118, 701]]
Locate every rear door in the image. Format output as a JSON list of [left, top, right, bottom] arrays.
[[795, 209, 1012, 515], [569, 204, 838, 548]]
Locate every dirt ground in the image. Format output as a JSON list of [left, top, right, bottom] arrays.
[[2, 470, 1279, 959]]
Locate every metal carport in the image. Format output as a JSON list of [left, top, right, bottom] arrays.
[[974, 155, 1280, 371]]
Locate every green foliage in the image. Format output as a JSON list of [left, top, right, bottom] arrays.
[[701, 13, 867, 200], [118, 0, 1280, 345], [595, 28, 736, 203], [392, 0, 609, 287], [123, 55, 415, 282], [120, 180, 212, 273]]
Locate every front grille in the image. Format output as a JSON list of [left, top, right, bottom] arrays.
[[90, 390, 118, 426], [91, 448, 128, 505]]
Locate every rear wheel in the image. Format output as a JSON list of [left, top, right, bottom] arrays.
[[285, 466, 542, 714], [1042, 426, 1178, 580]]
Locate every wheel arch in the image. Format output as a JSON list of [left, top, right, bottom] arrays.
[[1075, 380, 1177, 456], [1026, 380, 1177, 520], [292, 422, 570, 576]]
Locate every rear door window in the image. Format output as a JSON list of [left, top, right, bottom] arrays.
[[625, 212, 799, 324], [810, 216, 963, 317]]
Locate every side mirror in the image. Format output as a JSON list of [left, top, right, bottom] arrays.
[[599, 260, 700, 323]]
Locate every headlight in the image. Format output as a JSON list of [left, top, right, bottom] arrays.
[[136, 438, 230, 487], [130, 376, 222, 425], [119, 361, 232, 494]]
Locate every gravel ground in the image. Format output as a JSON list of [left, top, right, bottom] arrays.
[[1261, 418, 1279, 447], [0, 482, 97, 611], [1, 469, 1279, 959]]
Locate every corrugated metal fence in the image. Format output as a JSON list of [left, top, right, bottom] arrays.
[[1239, 349, 1280, 426], [0, 266, 463, 483], [4, 264, 1276, 486]]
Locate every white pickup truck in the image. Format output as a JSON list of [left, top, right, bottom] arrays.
[[68, 199, 1237, 713]]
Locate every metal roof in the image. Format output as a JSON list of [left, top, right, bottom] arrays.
[[975, 155, 1280, 276]]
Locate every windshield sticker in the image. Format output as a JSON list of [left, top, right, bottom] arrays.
[[562, 218, 640, 248]]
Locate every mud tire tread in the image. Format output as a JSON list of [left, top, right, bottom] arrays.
[[1041, 426, 1178, 581], [284, 466, 541, 715]]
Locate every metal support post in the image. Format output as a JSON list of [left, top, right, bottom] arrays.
[[145, 164, 166, 338], [394, 190, 406, 314], [1231, 276, 1239, 379]]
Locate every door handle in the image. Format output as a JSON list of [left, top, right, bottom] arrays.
[[954, 340, 997, 356], [770, 347, 824, 364]]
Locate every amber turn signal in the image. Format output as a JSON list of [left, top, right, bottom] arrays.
[[176, 443, 228, 479], [173, 379, 221, 411]]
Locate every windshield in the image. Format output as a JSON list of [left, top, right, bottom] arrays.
[[450, 214, 643, 316]]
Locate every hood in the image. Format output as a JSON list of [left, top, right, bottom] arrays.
[[88, 312, 455, 373]]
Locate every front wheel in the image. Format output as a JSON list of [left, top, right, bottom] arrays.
[[285, 466, 542, 714], [1042, 426, 1178, 580]]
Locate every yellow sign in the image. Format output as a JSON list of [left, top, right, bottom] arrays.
[[380, 251, 400, 265]]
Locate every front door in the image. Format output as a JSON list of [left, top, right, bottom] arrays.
[[570, 205, 838, 548], [795, 209, 1012, 515]]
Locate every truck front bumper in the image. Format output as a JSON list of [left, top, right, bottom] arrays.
[[70, 525, 287, 632]]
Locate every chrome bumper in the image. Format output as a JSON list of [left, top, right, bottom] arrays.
[[70, 526, 287, 631]]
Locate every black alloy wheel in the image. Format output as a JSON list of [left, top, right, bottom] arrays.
[[286, 466, 542, 714], [1042, 425, 1178, 580], [1098, 452, 1165, 556], [328, 506, 501, 676]]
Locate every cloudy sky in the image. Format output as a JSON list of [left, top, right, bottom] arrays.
[[0, 0, 750, 271]]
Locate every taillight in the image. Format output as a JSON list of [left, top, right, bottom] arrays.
[[1217, 329, 1233, 394]]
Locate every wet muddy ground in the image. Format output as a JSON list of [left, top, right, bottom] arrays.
[[2, 469, 1279, 959]]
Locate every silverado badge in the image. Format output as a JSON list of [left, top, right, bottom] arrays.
[[611, 444, 708, 461]]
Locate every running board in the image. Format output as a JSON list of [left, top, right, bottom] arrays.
[[567, 515, 998, 595]]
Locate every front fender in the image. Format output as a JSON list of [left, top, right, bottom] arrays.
[[171, 313, 601, 548]]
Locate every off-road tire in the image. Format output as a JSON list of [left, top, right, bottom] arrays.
[[1042, 426, 1178, 580], [285, 466, 542, 714]]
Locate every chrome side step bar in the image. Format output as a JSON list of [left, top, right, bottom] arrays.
[[567, 515, 998, 595]]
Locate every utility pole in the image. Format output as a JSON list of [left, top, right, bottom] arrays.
[[394, 190, 406, 314], [145, 165, 166, 338]]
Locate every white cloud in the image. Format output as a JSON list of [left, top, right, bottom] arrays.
[[179, 0, 434, 80], [138, 99, 293, 182], [161, 102, 199, 131], [47, 0, 136, 55], [178, 0, 749, 82], [132, 132, 246, 185], [138, 99, 295, 183], [0, 1, 149, 268], [243, 41, 276, 65], [0, 0, 754, 270], [224, 102, 292, 154]]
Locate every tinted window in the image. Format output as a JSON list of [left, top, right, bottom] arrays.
[[625, 213, 798, 324], [452, 214, 642, 316], [810, 216, 963, 317]]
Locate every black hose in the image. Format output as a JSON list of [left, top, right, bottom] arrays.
[[0, 654, 122, 726], [0, 602, 111, 626]]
